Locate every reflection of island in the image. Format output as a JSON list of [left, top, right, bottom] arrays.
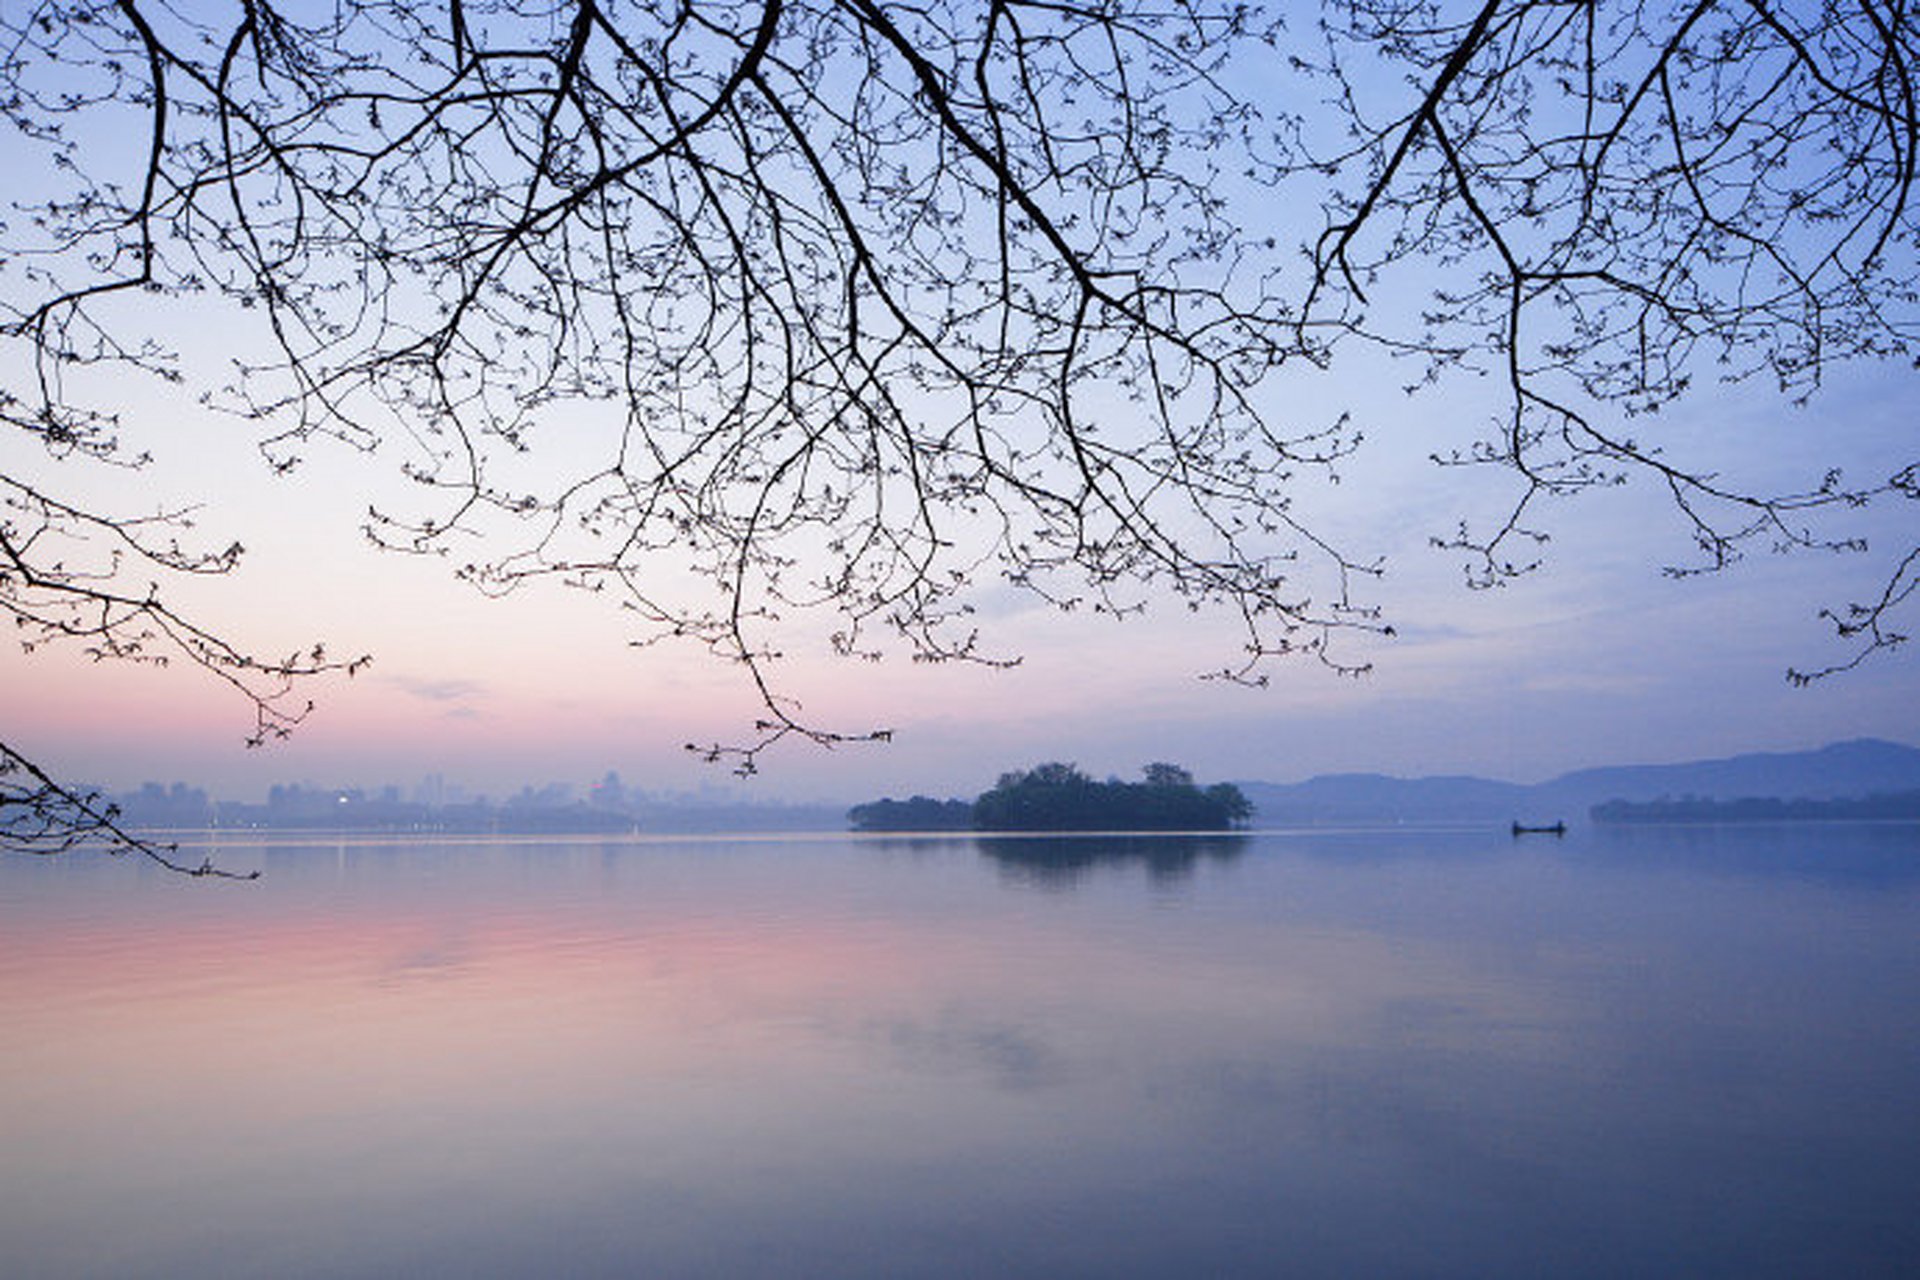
[[850, 762, 1252, 834], [976, 833, 1251, 888]]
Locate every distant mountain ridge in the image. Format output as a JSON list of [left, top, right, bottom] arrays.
[[1234, 739, 1920, 825]]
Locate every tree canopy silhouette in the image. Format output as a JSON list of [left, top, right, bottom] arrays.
[[4, 1, 1916, 860], [948, 761, 1251, 831]]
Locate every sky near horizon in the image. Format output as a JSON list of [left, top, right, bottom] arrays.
[[6, 11, 1918, 806], [9, 340, 1914, 805]]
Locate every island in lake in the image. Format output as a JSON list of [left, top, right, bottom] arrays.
[[849, 762, 1253, 833]]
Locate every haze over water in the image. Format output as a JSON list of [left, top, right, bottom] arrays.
[[5, 824, 1917, 1278]]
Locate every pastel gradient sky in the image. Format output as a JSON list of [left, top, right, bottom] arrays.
[[6, 14, 1917, 806], [8, 329, 1915, 805]]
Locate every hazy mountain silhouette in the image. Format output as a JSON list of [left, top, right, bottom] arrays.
[[1236, 739, 1920, 825]]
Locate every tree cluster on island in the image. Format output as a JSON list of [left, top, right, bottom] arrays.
[[850, 763, 1253, 833]]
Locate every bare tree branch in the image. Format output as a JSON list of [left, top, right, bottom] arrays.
[[1, 739, 257, 876], [2, 0, 1916, 833]]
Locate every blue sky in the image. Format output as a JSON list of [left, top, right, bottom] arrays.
[[5, 4, 1917, 804]]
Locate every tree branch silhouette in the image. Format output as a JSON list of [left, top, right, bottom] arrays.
[[1, 739, 258, 876], [1303, 1, 1917, 635], [3, 0, 1915, 835]]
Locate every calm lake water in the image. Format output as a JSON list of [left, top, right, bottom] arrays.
[[4, 824, 1918, 1278]]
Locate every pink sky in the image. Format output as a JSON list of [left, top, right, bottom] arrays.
[[11, 462, 1916, 805], [6, 290, 1916, 807]]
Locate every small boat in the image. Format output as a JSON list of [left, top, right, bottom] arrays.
[[1510, 821, 1567, 837]]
